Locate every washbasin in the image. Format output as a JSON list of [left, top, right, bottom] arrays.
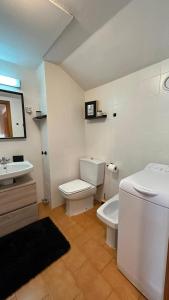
[[0, 161, 33, 182]]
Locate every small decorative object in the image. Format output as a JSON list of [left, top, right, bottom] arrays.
[[36, 110, 42, 117], [13, 155, 24, 162], [25, 106, 32, 115], [97, 110, 103, 117], [85, 101, 97, 119], [163, 76, 169, 91]]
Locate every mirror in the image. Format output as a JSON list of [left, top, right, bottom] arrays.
[[0, 89, 26, 139]]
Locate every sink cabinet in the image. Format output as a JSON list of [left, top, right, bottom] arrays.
[[0, 178, 38, 237]]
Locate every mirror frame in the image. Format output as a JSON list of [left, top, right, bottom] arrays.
[[0, 89, 26, 140]]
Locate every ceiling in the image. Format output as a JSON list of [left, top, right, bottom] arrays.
[[44, 0, 132, 63], [61, 0, 169, 90], [0, 0, 131, 68], [1, 0, 169, 90], [0, 0, 73, 66]]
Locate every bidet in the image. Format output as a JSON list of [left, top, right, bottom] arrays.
[[97, 194, 119, 248]]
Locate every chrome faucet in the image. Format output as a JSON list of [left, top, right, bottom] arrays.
[[0, 157, 10, 165]]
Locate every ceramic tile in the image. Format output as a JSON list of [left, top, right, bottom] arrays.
[[41, 259, 66, 279], [6, 295, 17, 300], [42, 260, 81, 300], [74, 261, 111, 300], [102, 261, 140, 300], [16, 275, 49, 300], [108, 287, 140, 300], [73, 261, 98, 290], [88, 222, 105, 238], [38, 203, 52, 219], [85, 274, 112, 300], [74, 291, 86, 300], [62, 244, 86, 273], [138, 296, 148, 300], [51, 205, 65, 217], [102, 242, 117, 256], [52, 213, 75, 230], [71, 213, 96, 229], [80, 225, 105, 250], [62, 222, 84, 240], [74, 230, 91, 247], [102, 260, 129, 287], [42, 295, 53, 300], [47, 271, 81, 300], [82, 239, 112, 271], [12, 203, 145, 300], [107, 290, 122, 300], [109, 286, 140, 300]]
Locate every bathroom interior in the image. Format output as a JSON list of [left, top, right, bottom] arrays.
[[0, 0, 169, 299]]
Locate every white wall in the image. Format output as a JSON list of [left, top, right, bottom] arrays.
[[85, 58, 169, 199], [36, 62, 51, 203], [0, 59, 44, 201], [44, 62, 85, 208]]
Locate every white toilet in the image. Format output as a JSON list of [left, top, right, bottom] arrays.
[[58, 158, 105, 216]]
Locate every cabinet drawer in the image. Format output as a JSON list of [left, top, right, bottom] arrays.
[[0, 183, 37, 215], [0, 203, 38, 237]]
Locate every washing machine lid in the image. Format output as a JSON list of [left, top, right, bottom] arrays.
[[120, 163, 169, 208], [59, 179, 93, 195]]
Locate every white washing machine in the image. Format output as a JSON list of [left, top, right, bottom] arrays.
[[117, 163, 169, 300]]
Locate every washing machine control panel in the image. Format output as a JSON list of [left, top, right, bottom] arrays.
[[145, 163, 169, 173]]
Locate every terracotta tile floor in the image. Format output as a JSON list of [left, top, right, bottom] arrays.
[[8, 202, 147, 300]]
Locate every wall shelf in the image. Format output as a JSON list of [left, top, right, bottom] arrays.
[[85, 114, 107, 120], [33, 115, 47, 121]]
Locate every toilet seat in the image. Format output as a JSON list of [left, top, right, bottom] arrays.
[[58, 158, 105, 216], [59, 179, 94, 195]]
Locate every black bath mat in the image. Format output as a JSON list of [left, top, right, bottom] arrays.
[[0, 217, 70, 300]]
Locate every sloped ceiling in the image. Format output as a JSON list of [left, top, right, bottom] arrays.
[[1, 0, 169, 90], [0, 0, 73, 66], [0, 0, 131, 67], [44, 0, 132, 63], [61, 0, 169, 90]]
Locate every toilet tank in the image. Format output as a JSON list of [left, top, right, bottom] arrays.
[[80, 158, 105, 186]]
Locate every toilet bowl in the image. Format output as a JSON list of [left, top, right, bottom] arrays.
[[58, 158, 105, 216], [59, 179, 96, 216], [97, 194, 119, 249]]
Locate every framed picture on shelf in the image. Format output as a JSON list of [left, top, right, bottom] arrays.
[[85, 101, 97, 119]]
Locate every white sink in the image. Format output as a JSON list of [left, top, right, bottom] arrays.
[[0, 161, 33, 183]]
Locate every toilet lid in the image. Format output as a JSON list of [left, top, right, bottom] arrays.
[[59, 179, 93, 194]]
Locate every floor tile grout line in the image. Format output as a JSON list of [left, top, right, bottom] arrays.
[[61, 240, 113, 299]]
